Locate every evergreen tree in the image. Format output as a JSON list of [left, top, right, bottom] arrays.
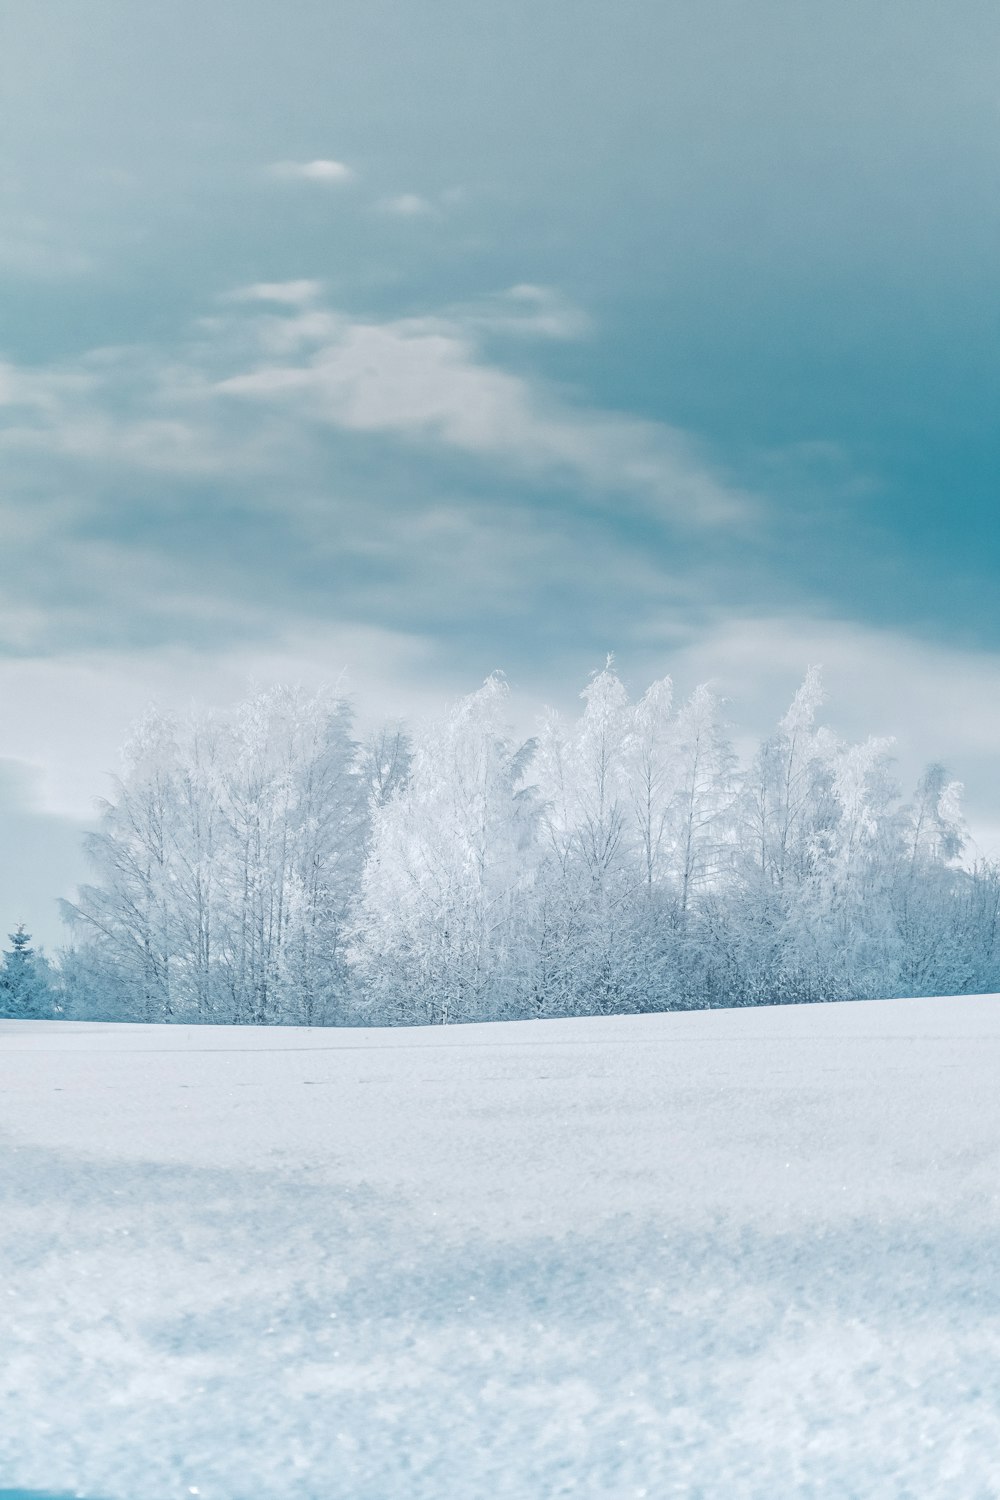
[[0, 925, 52, 1019]]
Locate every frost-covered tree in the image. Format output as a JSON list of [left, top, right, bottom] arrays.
[[741, 668, 838, 893], [890, 764, 966, 997], [529, 661, 739, 1015], [652, 684, 737, 1007], [352, 675, 540, 1023], [63, 688, 367, 1024], [669, 686, 736, 914], [623, 674, 676, 894], [953, 862, 1000, 995], [532, 661, 643, 1013], [724, 671, 837, 1001], [212, 688, 366, 1023], [0, 925, 53, 1019], [361, 724, 412, 809], [60, 663, 990, 1023], [780, 734, 902, 1002], [62, 708, 183, 1020]]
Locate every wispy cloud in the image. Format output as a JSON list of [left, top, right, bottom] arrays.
[[0, 353, 270, 479], [0, 213, 95, 278], [1, 300, 741, 532], [377, 193, 434, 217], [0, 283, 751, 673], [224, 280, 325, 307], [446, 284, 592, 340], [214, 294, 747, 524], [0, 362, 95, 420], [267, 159, 356, 184]]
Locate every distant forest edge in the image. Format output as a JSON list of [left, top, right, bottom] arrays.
[[3, 662, 999, 1025]]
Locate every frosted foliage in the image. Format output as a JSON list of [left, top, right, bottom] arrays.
[[59, 666, 1000, 1023], [350, 675, 540, 1023], [0, 925, 52, 1020], [778, 661, 825, 739], [624, 674, 675, 890], [63, 687, 367, 1024], [831, 738, 893, 863], [668, 683, 735, 909]]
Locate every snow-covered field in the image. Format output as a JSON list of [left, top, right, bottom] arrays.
[[1, 996, 999, 1499]]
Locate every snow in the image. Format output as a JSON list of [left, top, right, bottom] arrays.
[[1, 995, 999, 1498]]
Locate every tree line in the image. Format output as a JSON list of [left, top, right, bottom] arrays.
[[8, 663, 999, 1025]]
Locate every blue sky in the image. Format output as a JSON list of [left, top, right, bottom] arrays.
[[2, 0, 1000, 946]]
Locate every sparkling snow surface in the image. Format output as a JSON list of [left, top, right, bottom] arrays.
[[1, 997, 999, 1499]]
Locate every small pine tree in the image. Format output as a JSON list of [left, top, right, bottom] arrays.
[[0, 924, 51, 1019]]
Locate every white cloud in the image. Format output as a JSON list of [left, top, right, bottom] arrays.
[[447, 284, 592, 340], [0, 286, 745, 523], [225, 280, 324, 307], [0, 214, 94, 278], [377, 193, 433, 216], [268, 159, 355, 184], [0, 346, 284, 479], [0, 359, 96, 412], [215, 303, 746, 524], [0, 400, 266, 479]]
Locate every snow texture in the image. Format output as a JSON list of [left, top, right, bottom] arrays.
[[1, 996, 999, 1498]]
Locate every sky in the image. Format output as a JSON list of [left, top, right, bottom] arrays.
[[1, 0, 999, 948]]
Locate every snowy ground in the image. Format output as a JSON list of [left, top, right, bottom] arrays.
[[1, 996, 999, 1499]]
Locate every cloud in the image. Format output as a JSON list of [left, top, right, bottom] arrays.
[[377, 193, 434, 216], [0, 279, 762, 686], [224, 280, 324, 307], [213, 297, 746, 524], [267, 159, 355, 184], [0, 342, 290, 479], [446, 284, 592, 340], [0, 359, 96, 413], [0, 213, 94, 278], [1, 287, 743, 525]]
